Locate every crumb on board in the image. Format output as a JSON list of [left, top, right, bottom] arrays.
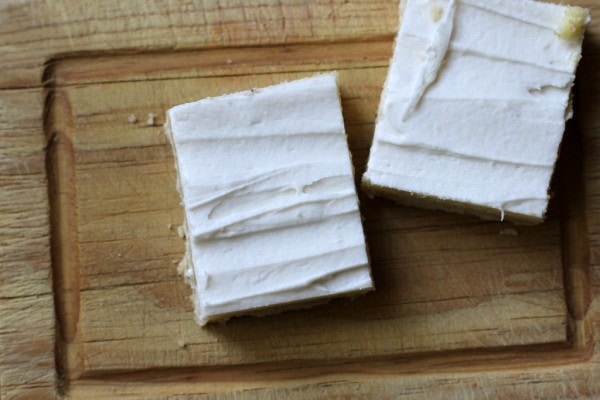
[[177, 225, 186, 239], [127, 113, 138, 123], [147, 113, 156, 126], [177, 339, 187, 349], [500, 228, 519, 236]]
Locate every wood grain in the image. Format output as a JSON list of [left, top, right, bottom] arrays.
[[1, 0, 599, 399], [0, 0, 397, 90], [0, 89, 56, 398]]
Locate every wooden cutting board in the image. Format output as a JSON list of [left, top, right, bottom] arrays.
[[1, 1, 599, 398]]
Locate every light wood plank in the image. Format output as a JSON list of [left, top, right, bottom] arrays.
[[0, 89, 56, 398], [0, 0, 397, 89]]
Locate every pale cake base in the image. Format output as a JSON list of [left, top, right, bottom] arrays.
[[362, 179, 544, 225]]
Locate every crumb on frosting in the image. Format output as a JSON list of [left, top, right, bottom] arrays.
[[430, 4, 443, 23]]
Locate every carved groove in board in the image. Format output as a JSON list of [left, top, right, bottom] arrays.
[[43, 43, 593, 389], [45, 73, 85, 393], [559, 116, 594, 350], [41, 39, 394, 88]]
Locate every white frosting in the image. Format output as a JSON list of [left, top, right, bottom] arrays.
[[363, 0, 589, 220], [401, 0, 456, 120], [166, 73, 373, 325]]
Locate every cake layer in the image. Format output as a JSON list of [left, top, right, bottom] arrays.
[[166, 73, 373, 325], [363, 0, 589, 222]]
